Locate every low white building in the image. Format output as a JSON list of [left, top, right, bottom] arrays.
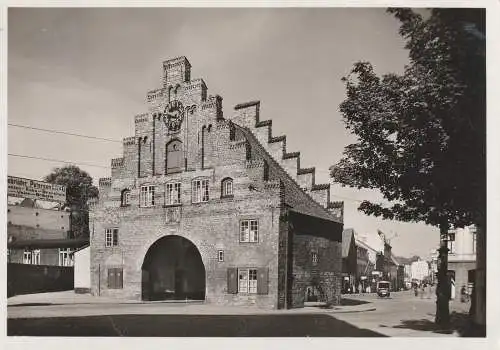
[[74, 245, 90, 294]]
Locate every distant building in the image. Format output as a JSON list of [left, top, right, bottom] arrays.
[[448, 226, 477, 297], [410, 259, 429, 282], [7, 190, 88, 266]]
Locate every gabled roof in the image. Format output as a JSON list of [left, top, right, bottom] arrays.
[[342, 228, 355, 258]]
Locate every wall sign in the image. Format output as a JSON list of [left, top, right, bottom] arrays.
[[8, 176, 66, 203]]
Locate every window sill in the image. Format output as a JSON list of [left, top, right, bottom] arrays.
[[221, 195, 234, 200], [239, 241, 260, 244], [191, 201, 210, 205]]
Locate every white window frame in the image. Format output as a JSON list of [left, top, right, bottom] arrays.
[[238, 268, 258, 294], [105, 228, 119, 247], [192, 179, 209, 203], [140, 185, 156, 207], [240, 219, 259, 243], [221, 178, 233, 197], [312, 252, 318, 266], [59, 248, 74, 267], [165, 182, 181, 205], [23, 249, 40, 265], [448, 232, 456, 254]]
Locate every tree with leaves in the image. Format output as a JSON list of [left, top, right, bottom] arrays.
[[331, 8, 485, 332], [44, 165, 99, 238]]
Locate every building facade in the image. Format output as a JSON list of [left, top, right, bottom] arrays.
[[89, 56, 343, 309], [410, 259, 429, 283], [7, 200, 87, 266], [448, 226, 477, 296]]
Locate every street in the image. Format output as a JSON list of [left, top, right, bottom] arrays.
[[7, 291, 472, 337]]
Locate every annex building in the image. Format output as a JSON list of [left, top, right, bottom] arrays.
[[90, 56, 344, 309]]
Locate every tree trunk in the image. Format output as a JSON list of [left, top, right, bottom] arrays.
[[470, 223, 486, 335], [435, 221, 450, 327]]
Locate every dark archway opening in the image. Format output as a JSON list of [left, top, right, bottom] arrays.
[[141, 235, 205, 301]]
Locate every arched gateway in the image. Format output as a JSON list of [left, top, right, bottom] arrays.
[[141, 235, 206, 301]]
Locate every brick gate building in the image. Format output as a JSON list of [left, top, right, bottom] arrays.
[[89, 56, 343, 309]]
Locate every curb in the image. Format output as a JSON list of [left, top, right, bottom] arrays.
[[329, 307, 376, 314]]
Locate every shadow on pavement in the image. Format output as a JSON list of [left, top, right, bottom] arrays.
[[389, 312, 485, 337], [340, 298, 370, 306], [9, 303, 54, 307], [8, 314, 387, 337]]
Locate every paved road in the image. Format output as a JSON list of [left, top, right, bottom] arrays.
[[334, 291, 470, 337], [7, 291, 470, 337]]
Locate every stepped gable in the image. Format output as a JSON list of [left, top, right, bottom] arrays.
[[230, 100, 334, 211], [231, 122, 341, 224]]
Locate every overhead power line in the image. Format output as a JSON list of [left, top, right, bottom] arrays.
[[8, 123, 122, 143], [8, 153, 110, 169]]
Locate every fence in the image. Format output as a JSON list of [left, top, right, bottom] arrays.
[[7, 263, 74, 297]]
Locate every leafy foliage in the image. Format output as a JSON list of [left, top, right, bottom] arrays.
[[44, 165, 99, 238], [331, 8, 486, 230]]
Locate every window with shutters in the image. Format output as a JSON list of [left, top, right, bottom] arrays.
[[240, 219, 258, 243], [140, 185, 155, 207], [192, 178, 209, 203], [228, 267, 268, 295], [221, 178, 233, 198], [165, 182, 181, 205], [105, 228, 119, 247], [107, 267, 123, 289]]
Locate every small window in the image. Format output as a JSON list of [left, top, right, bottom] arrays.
[[23, 249, 40, 265], [59, 248, 74, 267], [165, 182, 181, 205], [238, 268, 258, 294], [107, 268, 123, 289], [121, 189, 131, 206], [218, 250, 224, 262], [221, 178, 233, 198], [105, 228, 119, 247], [240, 219, 259, 243], [312, 252, 318, 266], [448, 232, 456, 254], [140, 185, 155, 207], [472, 228, 477, 254], [192, 179, 209, 203]]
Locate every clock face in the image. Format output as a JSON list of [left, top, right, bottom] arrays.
[[164, 100, 184, 133]]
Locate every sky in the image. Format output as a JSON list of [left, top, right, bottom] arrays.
[[7, 7, 441, 259]]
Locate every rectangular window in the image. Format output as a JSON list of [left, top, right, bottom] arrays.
[[222, 179, 233, 197], [240, 219, 258, 242], [140, 185, 155, 207], [472, 229, 477, 254], [59, 248, 74, 266], [23, 249, 40, 265], [312, 252, 318, 266], [218, 250, 224, 262], [192, 179, 209, 203], [238, 268, 258, 294], [107, 268, 123, 289], [448, 232, 456, 254], [165, 182, 181, 205], [105, 228, 119, 247]]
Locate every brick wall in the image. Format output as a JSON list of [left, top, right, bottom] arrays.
[[289, 231, 342, 308]]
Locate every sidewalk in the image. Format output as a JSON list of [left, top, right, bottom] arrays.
[[7, 291, 376, 319]]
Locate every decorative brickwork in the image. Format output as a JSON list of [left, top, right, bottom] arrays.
[[90, 57, 343, 309]]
